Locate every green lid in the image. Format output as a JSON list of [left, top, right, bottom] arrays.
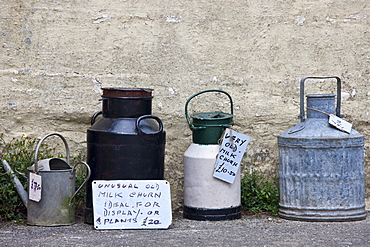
[[191, 111, 233, 144], [185, 90, 234, 145]]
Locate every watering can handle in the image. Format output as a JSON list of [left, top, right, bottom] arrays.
[[185, 89, 234, 129], [299, 76, 342, 122], [69, 161, 91, 205], [33, 133, 70, 173]]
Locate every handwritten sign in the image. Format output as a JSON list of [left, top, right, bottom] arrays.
[[92, 180, 172, 230], [29, 172, 42, 202], [329, 114, 352, 134], [213, 128, 250, 184]]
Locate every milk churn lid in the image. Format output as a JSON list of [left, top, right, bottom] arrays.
[[191, 111, 233, 124], [102, 88, 153, 98], [185, 90, 234, 145], [306, 94, 335, 98]]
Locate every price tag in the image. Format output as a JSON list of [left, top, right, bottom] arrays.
[[29, 172, 42, 202], [329, 114, 352, 134], [213, 128, 250, 184]]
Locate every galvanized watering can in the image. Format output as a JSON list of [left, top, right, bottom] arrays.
[[3, 133, 91, 226]]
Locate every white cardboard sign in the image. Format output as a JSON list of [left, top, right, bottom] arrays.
[[329, 114, 352, 134], [92, 180, 172, 230], [29, 172, 42, 202], [213, 128, 250, 184]]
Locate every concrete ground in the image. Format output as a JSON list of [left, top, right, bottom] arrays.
[[1, 212, 369, 247]]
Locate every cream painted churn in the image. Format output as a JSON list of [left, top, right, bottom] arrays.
[[183, 90, 241, 220]]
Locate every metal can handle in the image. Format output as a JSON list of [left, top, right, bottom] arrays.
[[136, 115, 164, 141], [33, 133, 71, 173], [69, 161, 91, 206], [91, 111, 102, 125], [185, 89, 234, 129], [299, 76, 342, 122]]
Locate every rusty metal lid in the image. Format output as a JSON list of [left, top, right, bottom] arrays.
[[102, 88, 153, 98]]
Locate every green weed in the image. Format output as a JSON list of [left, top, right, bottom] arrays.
[[241, 169, 280, 216]]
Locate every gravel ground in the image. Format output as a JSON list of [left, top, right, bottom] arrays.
[[1, 212, 369, 247]]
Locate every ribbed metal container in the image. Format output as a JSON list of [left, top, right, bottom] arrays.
[[278, 77, 366, 221]]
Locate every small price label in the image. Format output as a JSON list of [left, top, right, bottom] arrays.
[[329, 114, 352, 134], [213, 128, 250, 184], [29, 172, 42, 202]]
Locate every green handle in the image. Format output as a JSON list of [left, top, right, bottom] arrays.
[[185, 89, 233, 129]]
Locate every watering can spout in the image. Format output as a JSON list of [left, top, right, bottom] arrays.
[[1, 157, 71, 209], [2, 159, 28, 208]]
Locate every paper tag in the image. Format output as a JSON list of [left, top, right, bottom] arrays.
[[213, 128, 250, 184], [329, 114, 352, 134], [29, 172, 42, 202]]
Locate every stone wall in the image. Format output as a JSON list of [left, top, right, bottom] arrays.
[[1, 0, 369, 210]]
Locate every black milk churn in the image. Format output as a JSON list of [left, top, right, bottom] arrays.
[[27, 133, 91, 226], [183, 89, 241, 221], [84, 88, 166, 224], [278, 76, 366, 221]]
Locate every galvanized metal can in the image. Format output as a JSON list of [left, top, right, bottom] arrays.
[[278, 77, 366, 221], [27, 133, 90, 226], [84, 88, 165, 224]]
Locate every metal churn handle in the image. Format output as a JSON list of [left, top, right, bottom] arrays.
[[299, 76, 342, 122], [136, 115, 164, 142]]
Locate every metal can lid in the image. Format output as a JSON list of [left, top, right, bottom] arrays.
[[306, 94, 335, 98], [102, 88, 153, 98]]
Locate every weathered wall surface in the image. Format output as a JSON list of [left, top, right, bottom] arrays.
[[1, 0, 369, 210]]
